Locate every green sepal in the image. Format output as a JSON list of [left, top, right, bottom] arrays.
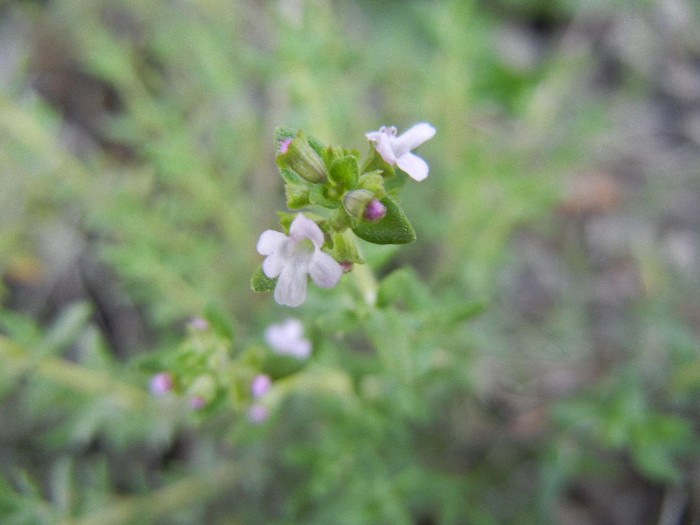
[[329, 155, 359, 190], [351, 196, 416, 245], [356, 171, 386, 200], [277, 212, 297, 232], [309, 184, 341, 208], [276, 131, 328, 183], [329, 230, 364, 264], [251, 265, 276, 293]]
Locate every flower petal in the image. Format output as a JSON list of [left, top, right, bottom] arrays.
[[256, 230, 287, 255], [396, 152, 430, 181], [274, 263, 308, 307], [289, 213, 324, 248], [281, 318, 304, 341], [391, 122, 436, 157], [365, 129, 396, 165], [262, 252, 285, 278], [308, 250, 342, 289]]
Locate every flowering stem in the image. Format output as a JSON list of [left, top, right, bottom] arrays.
[[352, 262, 378, 306], [0, 335, 146, 406], [61, 462, 238, 525]]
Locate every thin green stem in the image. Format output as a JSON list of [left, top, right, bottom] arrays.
[[352, 262, 378, 306], [0, 335, 146, 406], [60, 462, 238, 525]]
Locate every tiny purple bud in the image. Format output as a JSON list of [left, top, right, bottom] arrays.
[[150, 372, 173, 396], [362, 199, 386, 222], [340, 261, 354, 273], [247, 403, 269, 424], [279, 138, 292, 154], [190, 396, 206, 410], [251, 374, 272, 398]]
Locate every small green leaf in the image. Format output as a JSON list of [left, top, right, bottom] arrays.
[[251, 266, 276, 293], [285, 182, 311, 209], [352, 196, 416, 244], [309, 184, 340, 208], [357, 171, 387, 199], [329, 155, 359, 190]]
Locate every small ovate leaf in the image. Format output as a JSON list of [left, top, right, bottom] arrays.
[[351, 196, 416, 245], [251, 266, 277, 293], [309, 184, 340, 208], [357, 171, 386, 199], [329, 155, 359, 190], [285, 182, 311, 209]]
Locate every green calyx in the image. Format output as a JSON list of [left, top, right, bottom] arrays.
[[276, 131, 328, 184]]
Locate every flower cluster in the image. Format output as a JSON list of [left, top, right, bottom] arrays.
[[253, 123, 435, 306], [148, 316, 314, 424]]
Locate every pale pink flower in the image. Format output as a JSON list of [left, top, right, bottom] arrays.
[[365, 123, 436, 181], [256, 213, 342, 307], [264, 318, 311, 359]]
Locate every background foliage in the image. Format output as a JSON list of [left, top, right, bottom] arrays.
[[1, 0, 699, 523]]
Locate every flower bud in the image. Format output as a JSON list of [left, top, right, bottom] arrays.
[[342, 190, 386, 222], [276, 131, 328, 184], [149, 372, 173, 396], [363, 199, 387, 222], [251, 374, 272, 398]]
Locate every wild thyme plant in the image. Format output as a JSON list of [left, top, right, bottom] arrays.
[[148, 123, 436, 423], [252, 123, 436, 307]]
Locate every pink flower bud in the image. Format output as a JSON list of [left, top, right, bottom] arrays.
[[149, 372, 173, 396], [278, 138, 292, 154], [251, 374, 272, 398], [362, 199, 386, 222]]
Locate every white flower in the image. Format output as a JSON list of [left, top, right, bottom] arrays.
[[264, 318, 311, 359], [256, 213, 342, 307], [365, 122, 436, 181]]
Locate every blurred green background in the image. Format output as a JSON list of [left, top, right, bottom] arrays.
[[0, 0, 699, 523]]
